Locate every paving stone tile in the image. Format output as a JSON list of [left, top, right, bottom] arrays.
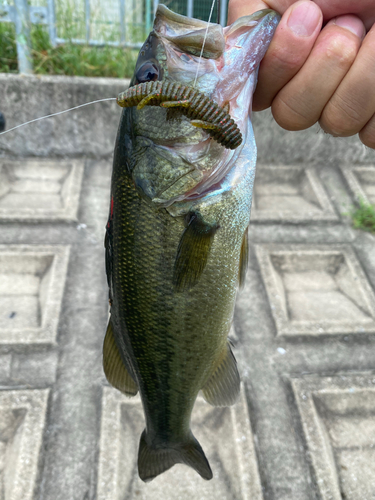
[[291, 374, 375, 500], [255, 244, 375, 336], [251, 166, 337, 222], [0, 356, 11, 381], [10, 351, 58, 386], [339, 165, 375, 205], [0, 389, 49, 500], [97, 386, 262, 500], [0, 245, 70, 344], [0, 159, 84, 222]]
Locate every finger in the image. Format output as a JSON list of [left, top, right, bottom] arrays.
[[319, 21, 375, 138], [227, 0, 268, 24], [253, 0, 323, 112], [313, 0, 375, 31], [271, 14, 364, 131], [359, 114, 375, 149], [228, 0, 375, 30]]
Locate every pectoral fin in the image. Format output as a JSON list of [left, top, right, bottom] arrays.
[[201, 342, 240, 407], [103, 321, 138, 396], [173, 213, 219, 291], [239, 226, 249, 288]]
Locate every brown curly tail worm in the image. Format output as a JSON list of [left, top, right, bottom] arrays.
[[117, 81, 242, 150]]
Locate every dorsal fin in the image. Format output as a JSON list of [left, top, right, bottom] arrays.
[[173, 213, 219, 291], [103, 321, 138, 396]]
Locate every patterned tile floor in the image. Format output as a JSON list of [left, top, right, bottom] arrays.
[[0, 157, 375, 500]]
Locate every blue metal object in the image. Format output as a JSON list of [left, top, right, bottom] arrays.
[[14, 0, 32, 74], [219, 0, 227, 26], [119, 0, 126, 43], [47, 0, 56, 47], [146, 0, 151, 34], [187, 0, 193, 18], [85, 0, 90, 43]]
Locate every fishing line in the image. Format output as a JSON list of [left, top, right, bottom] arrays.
[[0, 97, 117, 136], [193, 0, 216, 88]]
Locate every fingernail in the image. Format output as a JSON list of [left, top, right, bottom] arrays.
[[327, 15, 366, 40], [287, 1, 322, 37]]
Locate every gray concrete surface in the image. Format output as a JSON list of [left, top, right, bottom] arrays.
[[0, 74, 375, 500], [0, 74, 130, 159]]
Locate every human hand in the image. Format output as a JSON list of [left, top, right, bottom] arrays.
[[228, 0, 375, 148]]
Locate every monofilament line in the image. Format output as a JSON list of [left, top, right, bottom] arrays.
[[0, 97, 117, 136], [193, 0, 216, 88]]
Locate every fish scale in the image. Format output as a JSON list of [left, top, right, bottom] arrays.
[[111, 168, 241, 421]]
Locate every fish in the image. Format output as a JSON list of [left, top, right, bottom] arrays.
[[103, 4, 279, 482]]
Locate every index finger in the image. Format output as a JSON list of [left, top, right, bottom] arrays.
[[228, 0, 295, 24], [228, 0, 375, 29]]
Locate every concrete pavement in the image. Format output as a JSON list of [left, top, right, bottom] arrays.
[[0, 74, 375, 500]]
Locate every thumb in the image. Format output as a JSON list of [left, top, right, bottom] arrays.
[[228, 0, 274, 24]]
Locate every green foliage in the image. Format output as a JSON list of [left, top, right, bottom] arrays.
[[0, 22, 18, 73], [0, 21, 138, 78], [351, 200, 375, 234]]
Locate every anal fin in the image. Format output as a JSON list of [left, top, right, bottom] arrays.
[[103, 321, 138, 396], [201, 342, 240, 407]]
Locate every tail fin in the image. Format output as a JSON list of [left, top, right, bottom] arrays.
[[138, 430, 213, 482]]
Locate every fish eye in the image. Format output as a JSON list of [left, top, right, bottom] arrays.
[[135, 62, 159, 83]]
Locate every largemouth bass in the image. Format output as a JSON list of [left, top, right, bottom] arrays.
[[103, 5, 279, 482]]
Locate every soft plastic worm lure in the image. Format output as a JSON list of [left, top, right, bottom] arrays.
[[117, 81, 242, 150]]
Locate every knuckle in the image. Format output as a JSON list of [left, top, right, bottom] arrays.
[[316, 32, 358, 71], [320, 95, 363, 137], [272, 94, 315, 131], [359, 123, 375, 149], [326, 38, 358, 70]]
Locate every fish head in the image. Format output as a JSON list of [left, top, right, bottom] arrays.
[[121, 5, 280, 206]]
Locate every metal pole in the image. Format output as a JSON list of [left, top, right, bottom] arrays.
[[220, 0, 227, 26], [85, 0, 91, 43], [153, 0, 159, 16], [14, 0, 33, 74], [47, 0, 57, 47], [145, 0, 151, 33], [119, 0, 126, 44], [187, 0, 193, 18]]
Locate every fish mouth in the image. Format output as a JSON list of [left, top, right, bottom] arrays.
[[154, 4, 225, 60]]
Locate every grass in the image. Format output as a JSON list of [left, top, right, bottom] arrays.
[[351, 200, 375, 234], [0, 20, 139, 78]]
